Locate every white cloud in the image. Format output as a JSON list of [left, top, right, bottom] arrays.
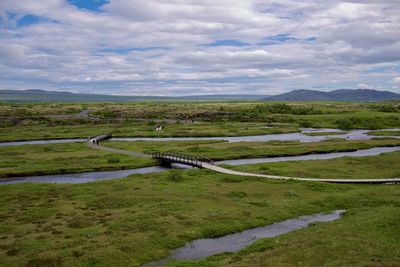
[[0, 0, 399, 95]]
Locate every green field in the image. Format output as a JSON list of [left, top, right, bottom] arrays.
[[1, 101, 400, 142], [368, 130, 400, 136], [103, 138, 400, 160], [0, 143, 155, 178], [1, 101, 400, 266], [225, 150, 400, 179], [2, 138, 400, 178], [0, 153, 400, 266], [0, 122, 298, 142]]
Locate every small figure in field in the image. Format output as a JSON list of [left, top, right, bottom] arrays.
[[88, 138, 98, 145], [155, 124, 164, 131]]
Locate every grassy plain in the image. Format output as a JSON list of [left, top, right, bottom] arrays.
[[368, 130, 400, 136], [0, 143, 155, 178], [104, 138, 400, 160], [1, 101, 400, 142], [2, 138, 400, 178], [0, 154, 400, 266], [226, 150, 400, 179], [0, 122, 298, 142], [1, 101, 400, 266]]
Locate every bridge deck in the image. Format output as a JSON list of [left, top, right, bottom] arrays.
[[152, 152, 214, 168]]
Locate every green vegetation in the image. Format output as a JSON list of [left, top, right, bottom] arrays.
[[3, 138, 399, 178], [1, 101, 400, 266], [368, 130, 400, 136], [173, 206, 400, 266], [0, 122, 297, 142], [226, 150, 400, 179], [0, 143, 155, 178], [1, 101, 400, 141], [301, 131, 347, 136], [104, 138, 400, 160], [0, 154, 400, 266]]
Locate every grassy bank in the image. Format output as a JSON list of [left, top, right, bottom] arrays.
[[172, 206, 400, 266], [0, 143, 155, 178], [303, 131, 347, 136], [104, 138, 400, 160], [0, 122, 298, 142], [225, 150, 400, 179], [2, 138, 400, 178], [0, 163, 399, 266], [368, 130, 400, 136]]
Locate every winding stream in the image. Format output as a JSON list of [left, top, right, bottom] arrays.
[[1, 128, 399, 147], [1, 146, 399, 184], [218, 146, 400, 165], [145, 210, 345, 266]]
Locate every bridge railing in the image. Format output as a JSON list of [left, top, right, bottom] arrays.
[[87, 133, 112, 143], [152, 151, 214, 167]]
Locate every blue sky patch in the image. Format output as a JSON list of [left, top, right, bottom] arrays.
[[203, 39, 250, 47], [67, 0, 109, 12], [17, 15, 57, 27], [261, 34, 298, 45], [363, 65, 400, 74], [17, 15, 41, 27], [99, 46, 168, 54]]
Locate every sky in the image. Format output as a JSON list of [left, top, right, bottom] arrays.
[[0, 0, 399, 96]]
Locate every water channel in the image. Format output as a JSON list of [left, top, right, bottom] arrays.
[[145, 210, 345, 266], [1, 146, 399, 184], [1, 128, 399, 147]]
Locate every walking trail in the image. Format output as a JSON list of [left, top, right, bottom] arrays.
[[90, 142, 400, 184]]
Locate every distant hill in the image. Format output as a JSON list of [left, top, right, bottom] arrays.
[[0, 90, 269, 102], [264, 89, 400, 102]]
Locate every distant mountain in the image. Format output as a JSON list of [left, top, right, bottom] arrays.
[[264, 89, 400, 102], [0, 90, 269, 102], [175, 94, 270, 101]]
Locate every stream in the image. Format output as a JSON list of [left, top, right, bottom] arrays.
[[1, 146, 399, 184], [1, 128, 399, 147], [145, 210, 345, 266]]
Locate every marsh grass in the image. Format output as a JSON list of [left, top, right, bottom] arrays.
[[104, 138, 400, 161], [0, 143, 155, 178], [0, 156, 399, 266], [226, 150, 400, 179], [2, 101, 400, 142]]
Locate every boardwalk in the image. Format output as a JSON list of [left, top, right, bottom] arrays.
[[202, 163, 400, 184], [151, 151, 400, 184], [152, 152, 214, 167], [88, 141, 400, 184]]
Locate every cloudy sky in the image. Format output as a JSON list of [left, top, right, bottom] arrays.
[[0, 0, 399, 96]]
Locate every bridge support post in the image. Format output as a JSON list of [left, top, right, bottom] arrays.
[[160, 160, 172, 168]]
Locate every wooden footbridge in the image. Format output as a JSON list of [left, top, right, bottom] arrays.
[[151, 151, 400, 184], [87, 134, 400, 184], [152, 152, 214, 168]]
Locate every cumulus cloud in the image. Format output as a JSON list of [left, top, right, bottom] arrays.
[[0, 0, 399, 95]]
